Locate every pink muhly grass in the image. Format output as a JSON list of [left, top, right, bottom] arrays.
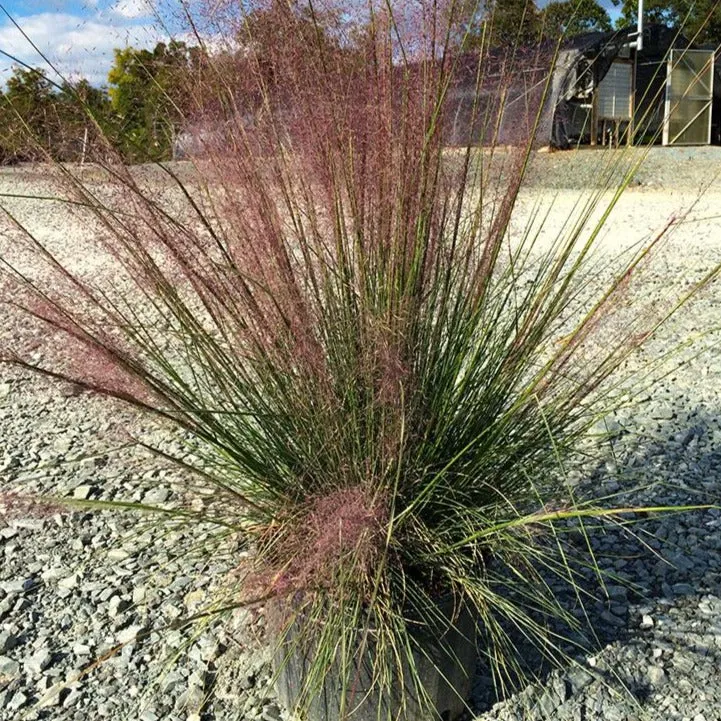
[[0, 491, 67, 520], [260, 485, 389, 598], [2, 2, 719, 717]]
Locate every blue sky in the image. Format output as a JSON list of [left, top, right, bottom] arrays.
[[1, 0, 623, 86], [0, 0, 165, 85]]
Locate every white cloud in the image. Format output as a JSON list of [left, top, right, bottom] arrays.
[[111, 0, 153, 20], [0, 12, 165, 86]]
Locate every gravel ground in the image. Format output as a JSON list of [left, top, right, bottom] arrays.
[[1, 147, 721, 720], [525, 145, 721, 191]]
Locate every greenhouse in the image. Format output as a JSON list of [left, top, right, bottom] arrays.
[[549, 24, 721, 148]]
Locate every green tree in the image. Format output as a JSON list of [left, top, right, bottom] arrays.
[[460, 0, 543, 49], [53, 79, 112, 162], [542, 0, 612, 38], [108, 40, 194, 162], [614, 0, 721, 45], [0, 67, 113, 164], [0, 67, 55, 161]]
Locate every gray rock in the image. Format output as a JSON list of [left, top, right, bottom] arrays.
[[14, 596, 31, 612], [600, 610, 626, 628], [24, 647, 53, 675], [72, 485, 95, 500], [108, 595, 130, 617], [602, 706, 628, 721], [0, 598, 12, 621], [647, 666, 667, 686], [41, 566, 68, 582], [5, 199, 721, 721], [262, 704, 282, 721], [673, 653, 696, 674], [58, 573, 79, 590], [62, 689, 83, 708], [199, 639, 220, 663], [143, 487, 170, 504], [175, 684, 204, 712], [7, 691, 28, 711], [0, 632, 17, 654], [107, 549, 130, 561], [1, 577, 36, 594], [536, 689, 560, 717], [650, 405, 675, 420], [159, 669, 185, 694], [667, 553, 695, 572], [36, 679, 66, 709], [116, 625, 145, 645], [98, 587, 115, 602], [567, 667, 593, 693], [13, 519, 45, 531], [605, 585, 628, 602], [0, 655, 20, 676]]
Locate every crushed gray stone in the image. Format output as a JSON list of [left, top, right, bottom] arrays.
[[1, 157, 721, 720]]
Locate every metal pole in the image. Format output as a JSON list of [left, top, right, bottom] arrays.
[[630, 0, 643, 143], [590, 74, 598, 145], [629, 53, 636, 145]]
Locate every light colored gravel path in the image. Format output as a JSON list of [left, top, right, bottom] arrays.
[[1, 151, 720, 720]]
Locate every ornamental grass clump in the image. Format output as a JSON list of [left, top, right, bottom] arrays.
[[0, 1, 719, 719]]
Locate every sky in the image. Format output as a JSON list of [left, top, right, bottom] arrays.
[[0, 0, 623, 87], [0, 0, 168, 85]]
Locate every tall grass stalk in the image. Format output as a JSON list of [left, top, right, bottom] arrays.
[[1, 1, 720, 719]]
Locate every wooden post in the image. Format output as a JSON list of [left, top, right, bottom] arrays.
[[80, 127, 89, 166]]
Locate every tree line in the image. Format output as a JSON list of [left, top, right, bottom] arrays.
[[0, 40, 194, 165], [1, 0, 716, 165], [479, 0, 719, 49]]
